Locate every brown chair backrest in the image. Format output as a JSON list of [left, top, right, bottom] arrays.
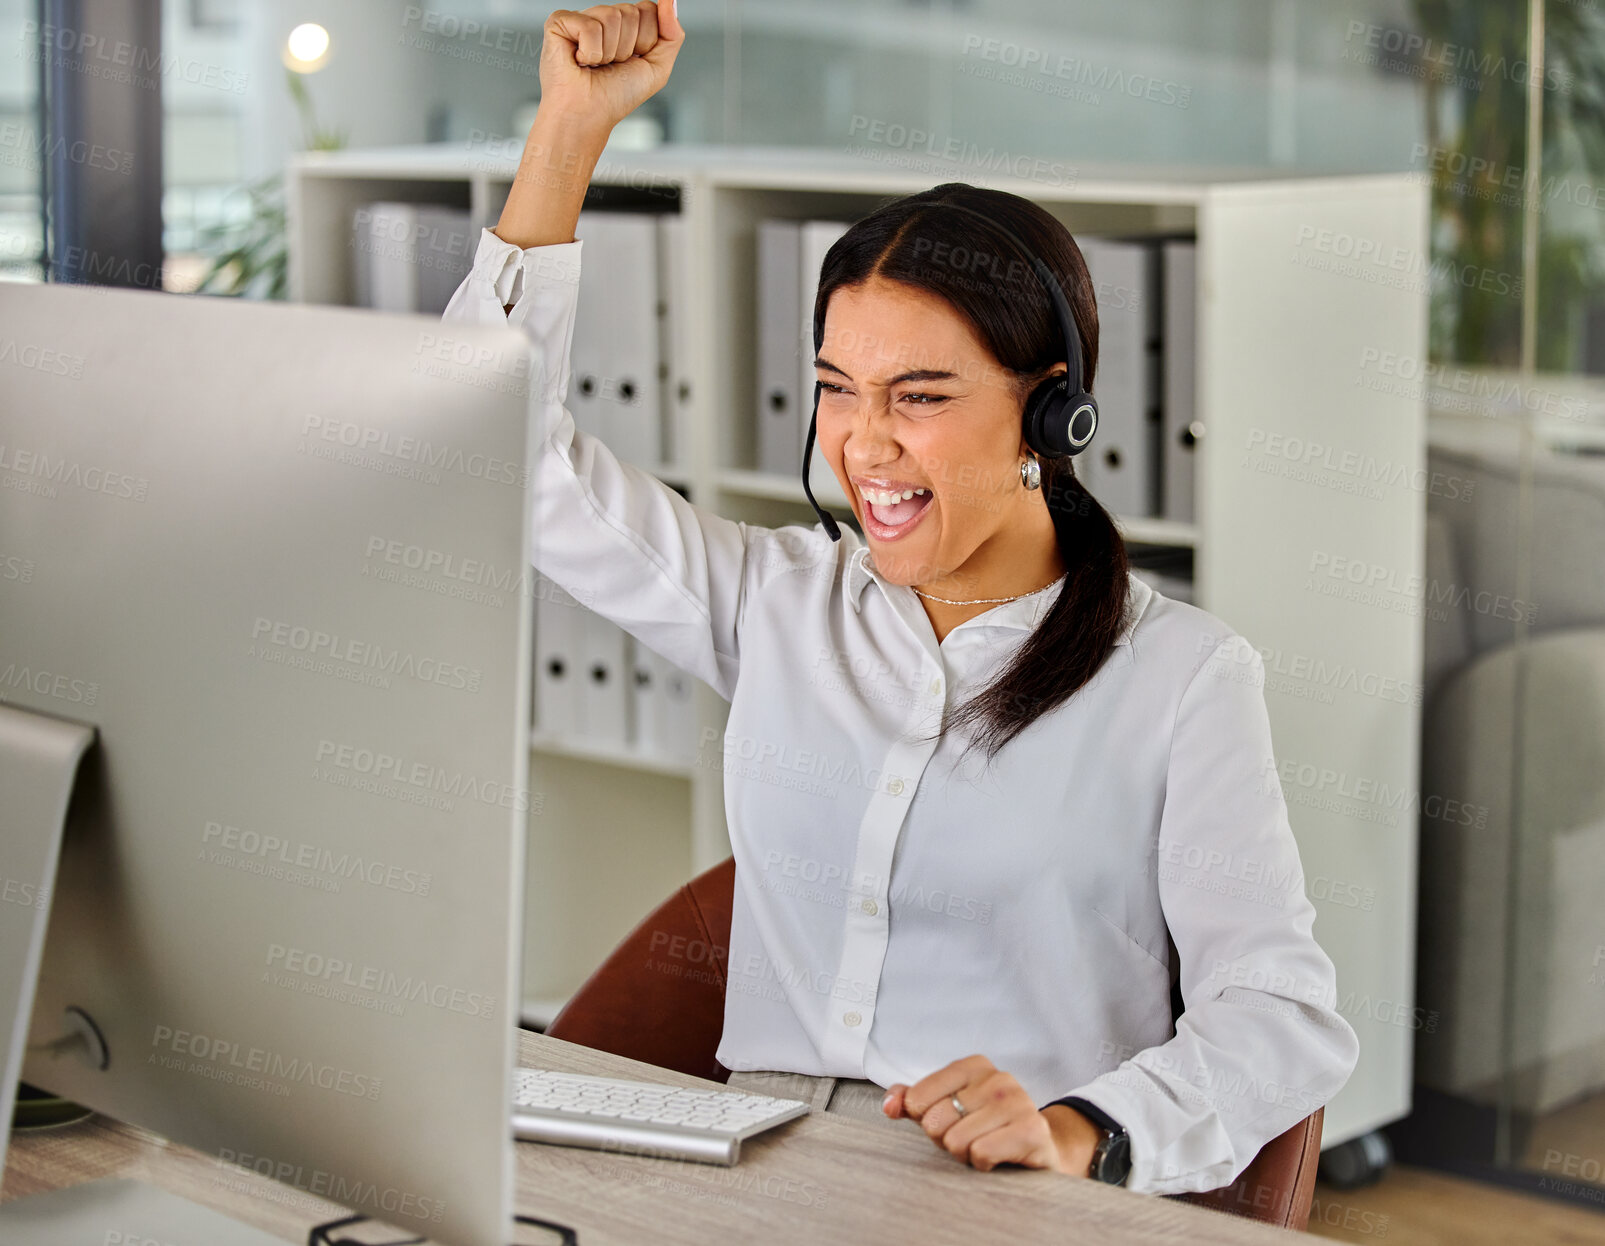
[[545, 858, 1324, 1230], [548, 857, 737, 1085]]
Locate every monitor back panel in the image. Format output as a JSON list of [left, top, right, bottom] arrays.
[[0, 284, 538, 1246]]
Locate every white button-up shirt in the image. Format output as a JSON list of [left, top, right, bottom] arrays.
[[443, 227, 1359, 1195]]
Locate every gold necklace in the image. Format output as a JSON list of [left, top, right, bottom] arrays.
[[911, 576, 1063, 607]]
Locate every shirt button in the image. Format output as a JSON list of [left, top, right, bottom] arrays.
[[887, 777, 904, 796], [861, 898, 878, 916], [843, 1011, 862, 1027], [929, 677, 943, 696]]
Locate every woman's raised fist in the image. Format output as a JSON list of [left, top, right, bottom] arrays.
[[538, 2, 685, 133]]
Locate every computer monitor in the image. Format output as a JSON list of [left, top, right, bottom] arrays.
[[0, 280, 540, 1246]]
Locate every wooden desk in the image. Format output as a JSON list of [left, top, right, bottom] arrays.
[[3, 1031, 1292, 1244]]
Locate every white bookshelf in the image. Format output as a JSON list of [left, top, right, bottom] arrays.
[[289, 142, 1428, 1151]]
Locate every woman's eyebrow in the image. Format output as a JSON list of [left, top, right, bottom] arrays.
[[813, 356, 961, 385]]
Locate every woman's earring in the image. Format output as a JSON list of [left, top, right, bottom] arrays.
[[1020, 453, 1042, 492]]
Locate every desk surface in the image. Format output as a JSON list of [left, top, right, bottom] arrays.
[[3, 1031, 1290, 1244]]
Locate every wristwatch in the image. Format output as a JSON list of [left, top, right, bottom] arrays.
[[1052, 1096, 1132, 1186]]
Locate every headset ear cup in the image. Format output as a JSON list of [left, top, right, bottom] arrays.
[[1023, 376, 1064, 459], [1064, 393, 1098, 454], [1023, 376, 1098, 458]]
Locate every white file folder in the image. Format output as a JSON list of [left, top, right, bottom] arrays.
[[1077, 238, 1160, 518], [568, 215, 609, 442], [571, 212, 664, 466], [533, 572, 582, 736], [351, 202, 475, 316], [657, 214, 691, 469], [576, 611, 630, 748], [595, 213, 663, 468], [1161, 240, 1199, 524], [757, 220, 803, 475]]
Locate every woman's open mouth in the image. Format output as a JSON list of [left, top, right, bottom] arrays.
[[857, 484, 933, 542]]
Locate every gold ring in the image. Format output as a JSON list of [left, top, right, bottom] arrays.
[[950, 1094, 967, 1119]]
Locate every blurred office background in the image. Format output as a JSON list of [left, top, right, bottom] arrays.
[[4, 1, 1605, 1240]]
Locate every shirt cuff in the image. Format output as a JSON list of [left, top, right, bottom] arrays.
[[468, 226, 582, 311]]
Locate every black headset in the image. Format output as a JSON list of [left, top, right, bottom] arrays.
[[800, 200, 1098, 541]]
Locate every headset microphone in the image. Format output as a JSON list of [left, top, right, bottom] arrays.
[[801, 202, 1097, 541], [800, 380, 840, 542]]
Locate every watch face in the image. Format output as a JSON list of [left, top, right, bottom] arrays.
[[1095, 1133, 1132, 1185]]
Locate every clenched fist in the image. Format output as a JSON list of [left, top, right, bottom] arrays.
[[538, 2, 686, 133]]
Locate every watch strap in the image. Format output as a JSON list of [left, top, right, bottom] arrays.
[[1050, 1095, 1124, 1137], [1048, 1096, 1130, 1185]]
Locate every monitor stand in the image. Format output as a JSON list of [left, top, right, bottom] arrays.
[[0, 707, 300, 1244], [0, 1178, 292, 1245], [0, 703, 95, 1193]]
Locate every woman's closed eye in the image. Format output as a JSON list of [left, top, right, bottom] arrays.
[[817, 380, 950, 405]]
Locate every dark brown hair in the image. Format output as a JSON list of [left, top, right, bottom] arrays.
[[811, 182, 1130, 761]]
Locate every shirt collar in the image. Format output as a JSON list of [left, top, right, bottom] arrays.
[[845, 543, 1152, 647]]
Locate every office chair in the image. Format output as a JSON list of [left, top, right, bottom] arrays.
[[546, 857, 1326, 1230]]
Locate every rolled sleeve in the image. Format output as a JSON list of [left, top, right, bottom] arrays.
[[1056, 635, 1361, 1195], [442, 227, 583, 404]]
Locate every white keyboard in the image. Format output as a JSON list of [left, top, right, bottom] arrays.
[[510, 1068, 809, 1166]]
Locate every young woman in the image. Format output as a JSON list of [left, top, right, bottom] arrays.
[[443, 0, 1358, 1194]]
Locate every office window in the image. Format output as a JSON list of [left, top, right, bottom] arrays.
[[0, 0, 43, 282]]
